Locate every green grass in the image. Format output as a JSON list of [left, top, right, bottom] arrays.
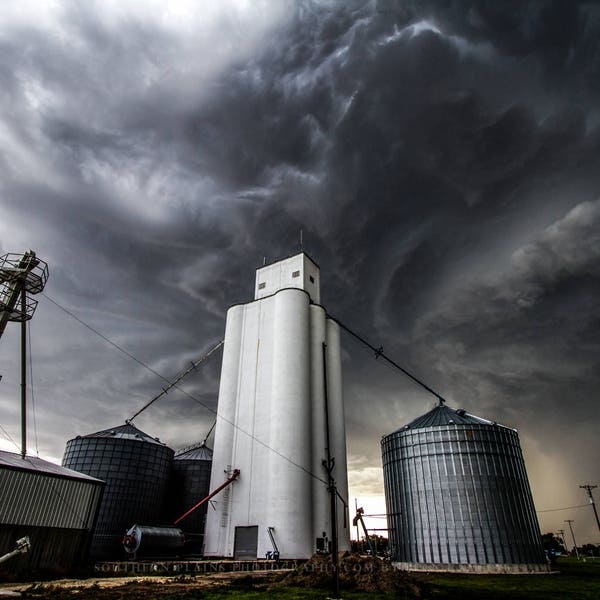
[[420, 557, 600, 600]]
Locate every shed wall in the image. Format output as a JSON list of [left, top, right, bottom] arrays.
[[0, 468, 102, 530]]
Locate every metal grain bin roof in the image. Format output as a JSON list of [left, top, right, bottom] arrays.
[[392, 401, 513, 433], [174, 441, 213, 461], [75, 422, 167, 446]]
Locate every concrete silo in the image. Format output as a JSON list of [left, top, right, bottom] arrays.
[[203, 253, 350, 559], [381, 402, 548, 573], [62, 423, 174, 559]]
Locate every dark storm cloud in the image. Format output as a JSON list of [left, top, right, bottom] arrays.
[[1, 1, 599, 543]]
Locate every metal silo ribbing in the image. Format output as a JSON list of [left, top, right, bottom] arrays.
[[382, 404, 547, 572], [62, 423, 174, 559], [170, 442, 213, 537]]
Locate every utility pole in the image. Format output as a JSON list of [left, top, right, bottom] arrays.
[[580, 485, 600, 535], [557, 529, 567, 552], [20, 289, 27, 458], [564, 520, 579, 559], [322, 342, 340, 600]]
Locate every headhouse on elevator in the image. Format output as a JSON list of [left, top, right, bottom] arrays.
[[203, 253, 350, 559]]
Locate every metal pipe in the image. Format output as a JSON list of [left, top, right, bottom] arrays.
[[353, 507, 376, 556], [20, 289, 26, 459], [329, 316, 448, 404], [174, 468, 240, 526], [0, 536, 30, 565], [127, 340, 223, 423]]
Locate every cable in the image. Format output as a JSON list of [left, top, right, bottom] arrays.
[[28, 322, 39, 457], [329, 316, 449, 405], [202, 418, 217, 445], [0, 422, 20, 452], [41, 293, 170, 383], [42, 293, 330, 487], [537, 504, 589, 514]]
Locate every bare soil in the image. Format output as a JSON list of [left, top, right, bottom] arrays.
[[279, 552, 423, 595], [1, 571, 273, 599], [0, 554, 425, 599]]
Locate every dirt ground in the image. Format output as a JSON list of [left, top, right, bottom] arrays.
[[0, 554, 424, 599], [1, 570, 276, 599], [279, 552, 422, 595]]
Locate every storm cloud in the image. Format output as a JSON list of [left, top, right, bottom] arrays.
[[1, 1, 599, 544]]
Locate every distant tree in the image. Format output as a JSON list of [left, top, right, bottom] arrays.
[[542, 533, 566, 554], [581, 543, 600, 557], [351, 534, 389, 556]]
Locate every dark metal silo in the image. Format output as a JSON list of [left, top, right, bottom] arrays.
[[62, 423, 174, 559], [381, 402, 547, 573], [168, 442, 212, 549]]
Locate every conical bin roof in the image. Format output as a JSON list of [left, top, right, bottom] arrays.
[[76, 422, 168, 446], [392, 402, 512, 433]]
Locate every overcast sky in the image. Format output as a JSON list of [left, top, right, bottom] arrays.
[[1, 1, 599, 545]]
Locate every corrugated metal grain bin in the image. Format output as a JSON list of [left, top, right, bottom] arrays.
[[0, 449, 104, 576], [381, 402, 548, 573], [62, 423, 173, 560], [168, 442, 212, 548]]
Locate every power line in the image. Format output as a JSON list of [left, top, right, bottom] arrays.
[[0, 422, 20, 451], [537, 504, 589, 513], [329, 316, 449, 405], [42, 292, 330, 488], [41, 293, 171, 383], [202, 418, 217, 445]]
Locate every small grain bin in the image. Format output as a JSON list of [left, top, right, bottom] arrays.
[[169, 441, 212, 548], [62, 423, 173, 559], [381, 402, 547, 573]]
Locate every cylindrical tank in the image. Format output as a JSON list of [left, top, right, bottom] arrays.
[[123, 524, 185, 557], [268, 289, 312, 558], [169, 442, 213, 540], [310, 305, 329, 547], [381, 402, 547, 573], [325, 317, 350, 551], [62, 423, 174, 559]]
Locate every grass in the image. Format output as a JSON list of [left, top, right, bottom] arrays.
[[420, 557, 600, 600]]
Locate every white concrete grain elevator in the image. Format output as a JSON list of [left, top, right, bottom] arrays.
[[203, 253, 350, 559]]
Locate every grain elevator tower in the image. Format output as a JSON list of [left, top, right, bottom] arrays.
[[203, 253, 350, 559]]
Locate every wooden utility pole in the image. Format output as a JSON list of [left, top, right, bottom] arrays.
[[564, 520, 579, 559], [580, 485, 600, 535]]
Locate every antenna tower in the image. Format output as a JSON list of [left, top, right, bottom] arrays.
[[0, 251, 49, 458]]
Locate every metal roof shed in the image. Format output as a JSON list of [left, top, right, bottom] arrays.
[[0, 450, 104, 576]]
